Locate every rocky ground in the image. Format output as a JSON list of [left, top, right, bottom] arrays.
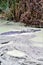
[[0, 20, 43, 65]]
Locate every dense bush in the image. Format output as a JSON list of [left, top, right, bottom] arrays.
[[19, 0, 43, 27], [0, 0, 43, 27]]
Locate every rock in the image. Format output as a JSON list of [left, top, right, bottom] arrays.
[[6, 50, 26, 58]]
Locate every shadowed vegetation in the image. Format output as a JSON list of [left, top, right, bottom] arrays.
[[0, 0, 43, 27]]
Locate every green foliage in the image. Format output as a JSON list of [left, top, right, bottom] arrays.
[[0, 0, 7, 10]]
